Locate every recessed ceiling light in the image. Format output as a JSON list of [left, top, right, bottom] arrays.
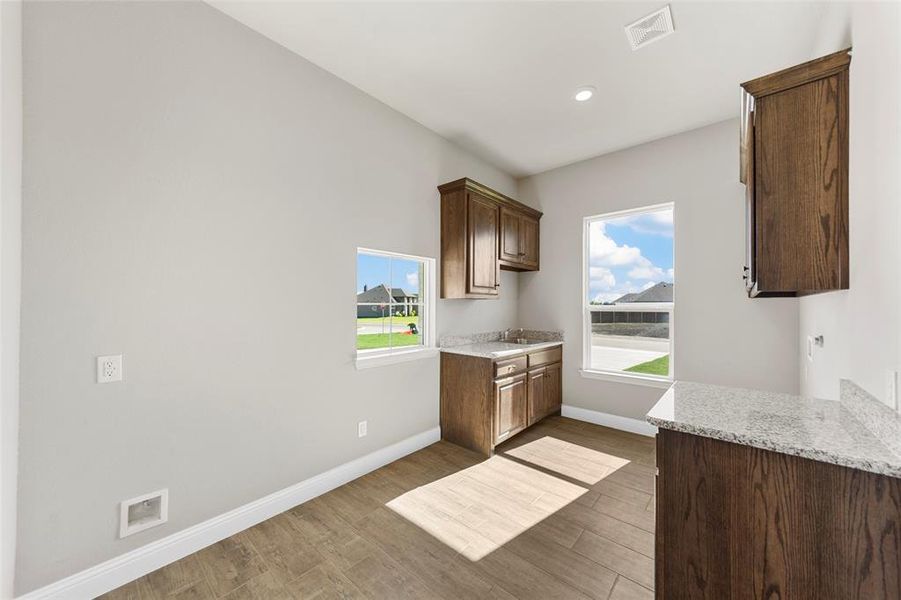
[[574, 87, 596, 102]]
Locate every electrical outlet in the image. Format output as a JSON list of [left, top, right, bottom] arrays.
[[806, 336, 814, 362], [97, 355, 123, 383], [358, 421, 367, 438]]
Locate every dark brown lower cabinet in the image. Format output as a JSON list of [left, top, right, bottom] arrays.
[[656, 429, 901, 599], [495, 373, 527, 443], [527, 362, 561, 425], [527, 367, 546, 425], [440, 345, 562, 455]]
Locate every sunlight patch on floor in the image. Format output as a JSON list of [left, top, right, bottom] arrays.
[[502, 435, 631, 485], [388, 438, 629, 560]]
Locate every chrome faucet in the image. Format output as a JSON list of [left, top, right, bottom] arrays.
[[503, 328, 523, 342]]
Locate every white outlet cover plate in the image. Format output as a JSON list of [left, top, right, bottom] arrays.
[[358, 421, 367, 438], [97, 354, 123, 383]]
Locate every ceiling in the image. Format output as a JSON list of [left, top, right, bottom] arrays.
[[210, 1, 828, 177]]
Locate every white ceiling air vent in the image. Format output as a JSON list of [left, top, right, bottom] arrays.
[[625, 5, 675, 51]]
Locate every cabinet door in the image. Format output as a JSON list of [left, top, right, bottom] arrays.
[[753, 73, 848, 294], [499, 208, 522, 263], [519, 214, 540, 269], [495, 374, 527, 444], [545, 362, 562, 417], [467, 193, 500, 295], [527, 367, 546, 426]]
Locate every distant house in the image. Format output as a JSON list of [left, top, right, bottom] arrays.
[[356, 284, 419, 318], [613, 292, 639, 304], [592, 282, 673, 328], [613, 281, 673, 304]]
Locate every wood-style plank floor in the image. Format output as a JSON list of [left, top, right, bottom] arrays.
[[101, 417, 656, 600]]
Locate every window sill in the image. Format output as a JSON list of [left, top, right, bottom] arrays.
[[355, 347, 439, 370], [579, 369, 673, 389]]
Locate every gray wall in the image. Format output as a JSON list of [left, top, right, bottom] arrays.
[[517, 119, 799, 420], [1, 1, 22, 598], [17, 1, 518, 592], [799, 2, 901, 405]]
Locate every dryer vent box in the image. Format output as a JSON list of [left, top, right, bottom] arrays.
[[120, 489, 168, 538]]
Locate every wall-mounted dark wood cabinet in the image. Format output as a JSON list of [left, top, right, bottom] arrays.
[[740, 48, 850, 297], [439, 178, 542, 299], [467, 192, 501, 296], [500, 207, 540, 271]]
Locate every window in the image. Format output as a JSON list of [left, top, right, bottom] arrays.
[[355, 248, 436, 368], [582, 204, 674, 384]]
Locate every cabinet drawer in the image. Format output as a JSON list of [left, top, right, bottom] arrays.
[[528, 346, 561, 368], [494, 356, 527, 378]]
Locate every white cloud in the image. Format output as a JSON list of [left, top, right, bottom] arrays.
[[591, 221, 669, 281], [606, 208, 673, 237], [589, 222, 644, 267], [592, 292, 619, 303], [649, 210, 674, 225], [405, 271, 418, 288], [628, 264, 667, 280], [589, 266, 616, 292], [587, 217, 675, 303]]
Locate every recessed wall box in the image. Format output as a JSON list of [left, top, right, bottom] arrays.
[[119, 489, 168, 538]]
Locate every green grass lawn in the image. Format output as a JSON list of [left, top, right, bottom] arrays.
[[357, 315, 419, 326], [625, 354, 669, 376], [356, 333, 421, 350]]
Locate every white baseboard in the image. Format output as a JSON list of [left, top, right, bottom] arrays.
[[18, 427, 441, 600], [561, 405, 657, 437]]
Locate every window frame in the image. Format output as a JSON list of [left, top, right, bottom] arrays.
[[580, 203, 675, 387], [355, 247, 437, 369]]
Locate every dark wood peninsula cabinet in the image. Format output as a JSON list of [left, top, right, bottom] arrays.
[[740, 48, 850, 297], [439, 178, 542, 299], [656, 429, 901, 599]]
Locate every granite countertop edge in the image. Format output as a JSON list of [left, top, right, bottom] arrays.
[[647, 381, 901, 478], [439, 340, 563, 359], [647, 414, 901, 479], [438, 329, 564, 359]]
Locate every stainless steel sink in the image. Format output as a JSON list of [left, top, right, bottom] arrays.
[[511, 338, 535, 345]]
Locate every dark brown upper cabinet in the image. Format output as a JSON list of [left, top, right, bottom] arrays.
[[740, 48, 850, 297], [439, 178, 542, 299], [467, 192, 500, 296], [500, 207, 540, 271]]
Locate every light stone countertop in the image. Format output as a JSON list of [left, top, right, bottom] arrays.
[[439, 329, 563, 359], [439, 340, 563, 359], [647, 381, 901, 478]]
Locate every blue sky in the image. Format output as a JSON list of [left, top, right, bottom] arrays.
[[357, 254, 420, 295], [588, 207, 674, 303]]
